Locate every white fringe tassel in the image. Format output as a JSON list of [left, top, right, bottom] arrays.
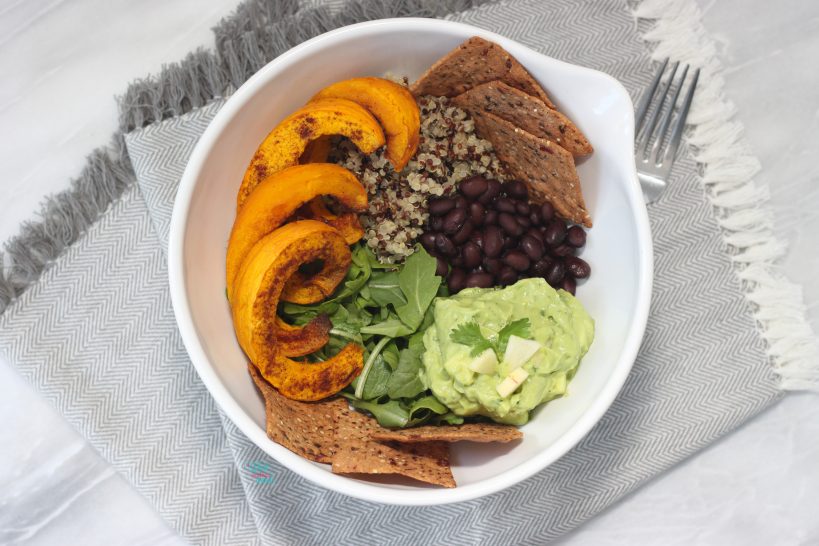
[[635, 0, 819, 391]]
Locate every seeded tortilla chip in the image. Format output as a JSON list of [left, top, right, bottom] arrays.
[[371, 422, 523, 443], [332, 403, 455, 488], [410, 36, 555, 109], [248, 364, 342, 463], [470, 109, 592, 227], [452, 80, 593, 157]]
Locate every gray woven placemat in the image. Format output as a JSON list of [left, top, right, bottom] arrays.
[[0, 0, 782, 544]]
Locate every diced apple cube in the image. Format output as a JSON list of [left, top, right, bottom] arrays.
[[496, 368, 530, 397], [503, 335, 541, 370], [468, 348, 498, 374]]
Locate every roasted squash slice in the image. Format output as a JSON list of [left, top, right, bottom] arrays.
[[275, 315, 331, 358], [230, 221, 362, 401], [237, 98, 384, 210], [304, 198, 365, 246], [310, 77, 420, 171], [226, 163, 367, 296]]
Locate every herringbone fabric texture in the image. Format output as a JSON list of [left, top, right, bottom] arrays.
[[0, 0, 781, 545]]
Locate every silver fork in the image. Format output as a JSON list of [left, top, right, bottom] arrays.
[[634, 58, 700, 203]]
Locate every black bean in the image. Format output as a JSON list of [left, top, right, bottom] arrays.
[[470, 229, 484, 248], [484, 210, 498, 225], [517, 215, 531, 228], [459, 175, 488, 199], [483, 226, 504, 258], [451, 221, 473, 245], [566, 225, 586, 248], [454, 195, 469, 210], [465, 272, 494, 289], [529, 207, 543, 226], [507, 180, 528, 200], [434, 233, 456, 256], [495, 197, 516, 213], [531, 257, 555, 277], [544, 220, 567, 247], [520, 235, 545, 261], [503, 250, 530, 272], [515, 201, 530, 216], [452, 254, 465, 268], [561, 276, 577, 295], [462, 242, 482, 269], [551, 244, 574, 257], [526, 227, 545, 244], [546, 261, 565, 286], [499, 212, 524, 236], [420, 231, 437, 251], [428, 197, 455, 216], [498, 267, 518, 286], [483, 257, 503, 275], [443, 208, 467, 235], [429, 215, 444, 232], [468, 202, 485, 226], [564, 256, 591, 279], [541, 202, 555, 223], [448, 268, 466, 293], [435, 257, 449, 277], [503, 236, 517, 250], [479, 179, 502, 204]]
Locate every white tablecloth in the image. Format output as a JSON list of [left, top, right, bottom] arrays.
[[1, 0, 817, 544]]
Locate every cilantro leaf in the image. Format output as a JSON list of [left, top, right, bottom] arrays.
[[450, 321, 493, 357], [496, 318, 532, 355]]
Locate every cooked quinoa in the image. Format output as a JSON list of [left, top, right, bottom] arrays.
[[330, 95, 507, 263]]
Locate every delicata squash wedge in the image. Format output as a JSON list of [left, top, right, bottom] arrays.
[[303, 197, 365, 246], [309, 77, 420, 172], [230, 221, 363, 401], [225, 163, 368, 296], [237, 98, 385, 210]]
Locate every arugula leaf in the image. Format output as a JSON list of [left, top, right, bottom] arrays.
[[360, 318, 414, 337], [496, 318, 532, 355], [406, 395, 450, 427], [386, 347, 426, 399], [394, 247, 441, 331], [450, 321, 494, 357], [367, 271, 407, 307], [434, 412, 465, 425], [342, 394, 409, 428], [361, 355, 391, 400]]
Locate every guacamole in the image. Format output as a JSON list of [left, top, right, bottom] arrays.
[[420, 278, 594, 425]]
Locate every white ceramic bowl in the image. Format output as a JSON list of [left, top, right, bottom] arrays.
[[169, 18, 652, 506]]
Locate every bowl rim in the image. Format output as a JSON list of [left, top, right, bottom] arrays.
[[168, 17, 653, 506]]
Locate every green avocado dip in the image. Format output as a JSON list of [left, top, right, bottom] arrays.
[[420, 278, 594, 425]]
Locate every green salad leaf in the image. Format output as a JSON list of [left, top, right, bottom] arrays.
[[386, 346, 426, 399]]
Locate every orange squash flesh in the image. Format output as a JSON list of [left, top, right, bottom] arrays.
[[304, 198, 365, 245], [230, 221, 362, 401], [310, 77, 420, 171], [237, 98, 384, 210], [226, 163, 367, 296], [275, 315, 331, 358]]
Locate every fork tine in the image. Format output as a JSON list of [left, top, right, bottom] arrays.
[[651, 64, 689, 161], [635, 58, 668, 133], [663, 67, 700, 164], [640, 61, 679, 155]]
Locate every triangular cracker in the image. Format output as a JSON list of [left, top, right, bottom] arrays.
[[452, 80, 593, 157], [248, 364, 342, 463], [331, 403, 455, 488], [410, 36, 556, 109], [371, 422, 522, 443], [470, 109, 592, 227]]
